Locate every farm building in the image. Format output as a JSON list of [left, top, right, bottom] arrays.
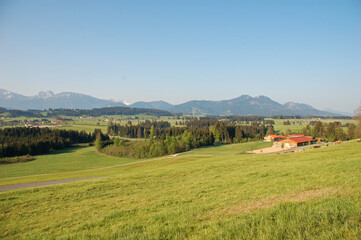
[[264, 135, 285, 142], [274, 135, 315, 148]]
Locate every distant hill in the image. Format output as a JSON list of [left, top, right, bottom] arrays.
[[0, 89, 126, 110], [0, 89, 337, 116], [130, 101, 174, 111], [131, 95, 336, 116], [167, 95, 335, 116]]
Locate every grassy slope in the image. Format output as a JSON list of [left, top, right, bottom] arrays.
[[0, 141, 360, 239], [0, 142, 271, 185], [0, 146, 135, 179]]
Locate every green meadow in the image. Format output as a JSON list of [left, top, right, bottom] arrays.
[[0, 140, 360, 239], [0, 146, 135, 179], [58, 122, 108, 133]]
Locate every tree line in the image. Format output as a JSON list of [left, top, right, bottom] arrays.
[[108, 120, 271, 143], [199, 116, 265, 121], [272, 115, 353, 120], [99, 130, 214, 159], [0, 127, 105, 158], [100, 119, 273, 159], [301, 121, 360, 142]]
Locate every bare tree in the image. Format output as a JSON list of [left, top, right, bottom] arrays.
[[355, 104, 361, 121], [354, 103, 361, 137]]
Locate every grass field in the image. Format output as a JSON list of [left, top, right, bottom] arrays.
[[0, 146, 138, 179], [0, 140, 360, 239], [58, 122, 109, 133], [0, 142, 271, 185]]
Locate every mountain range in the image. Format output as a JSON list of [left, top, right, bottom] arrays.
[[0, 89, 342, 116], [0, 89, 127, 110]]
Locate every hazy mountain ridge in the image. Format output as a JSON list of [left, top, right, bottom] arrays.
[[0, 89, 126, 110], [0, 89, 339, 116], [130, 101, 174, 111], [167, 95, 335, 116]]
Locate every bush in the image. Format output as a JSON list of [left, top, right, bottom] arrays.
[[0, 154, 34, 164]]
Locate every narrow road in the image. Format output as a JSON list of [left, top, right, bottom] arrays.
[[0, 176, 104, 191]]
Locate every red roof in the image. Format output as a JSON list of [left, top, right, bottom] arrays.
[[286, 134, 305, 137], [268, 135, 285, 138], [281, 136, 314, 143]]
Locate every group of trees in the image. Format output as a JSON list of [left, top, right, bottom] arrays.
[[198, 116, 269, 126], [100, 119, 273, 159], [272, 115, 303, 119], [209, 121, 271, 143], [199, 116, 265, 122], [101, 130, 213, 159], [0, 127, 99, 158], [108, 120, 272, 143], [177, 118, 274, 127], [301, 121, 360, 142], [5, 109, 43, 118]]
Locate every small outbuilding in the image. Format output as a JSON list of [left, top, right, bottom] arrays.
[[264, 135, 285, 142]]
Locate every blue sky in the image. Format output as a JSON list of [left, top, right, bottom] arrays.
[[0, 0, 360, 113]]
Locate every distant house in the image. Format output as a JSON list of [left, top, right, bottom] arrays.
[[264, 135, 285, 142], [274, 135, 315, 148], [51, 120, 63, 124]]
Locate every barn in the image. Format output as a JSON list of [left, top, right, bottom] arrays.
[[274, 136, 315, 148]]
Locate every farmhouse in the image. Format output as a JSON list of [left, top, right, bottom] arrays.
[[264, 134, 285, 142], [274, 135, 315, 148]]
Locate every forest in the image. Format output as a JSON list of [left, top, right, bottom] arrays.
[[302, 121, 359, 142], [0, 127, 105, 158], [101, 120, 273, 158], [108, 119, 271, 143]]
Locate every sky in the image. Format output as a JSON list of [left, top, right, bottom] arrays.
[[0, 0, 360, 113]]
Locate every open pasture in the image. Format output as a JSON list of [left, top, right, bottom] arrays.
[[0, 146, 134, 180], [0, 140, 360, 239]]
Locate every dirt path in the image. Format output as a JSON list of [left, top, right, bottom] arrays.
[[0, 176, 104, 191], [246, 146, 283, 154], [247, 143, 325, 155]]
